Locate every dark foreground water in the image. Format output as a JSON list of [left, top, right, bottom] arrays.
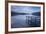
[[11, 15, 40, 28]]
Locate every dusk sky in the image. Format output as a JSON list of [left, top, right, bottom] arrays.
[[11, 6, 40, 13]]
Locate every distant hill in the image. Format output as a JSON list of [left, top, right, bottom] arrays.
[[11, 11, 40, 16], [11, 11, 26, 16], [32, 12, 40, 16]]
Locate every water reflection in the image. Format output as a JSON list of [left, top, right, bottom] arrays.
[[11, 12, 40, 28]]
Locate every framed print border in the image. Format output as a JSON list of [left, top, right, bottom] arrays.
[[5, 0, 45, 34]]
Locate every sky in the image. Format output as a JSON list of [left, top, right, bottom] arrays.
[[11, 6, 41, 13]]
